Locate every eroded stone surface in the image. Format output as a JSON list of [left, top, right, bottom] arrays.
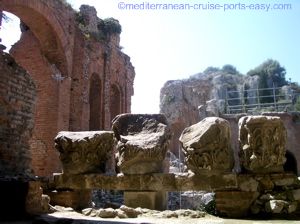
[[179, 117, 233, 174], [239, 116, 287, 173], [55, 131, 114, 174], [26, 181, 50, 215], [53, 173, 238, 191], [112, 114, 171, 174]]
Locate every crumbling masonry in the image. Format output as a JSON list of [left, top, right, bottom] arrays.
[[0, 0, 135, 177]]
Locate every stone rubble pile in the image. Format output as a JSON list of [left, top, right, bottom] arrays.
[[81, 205, 205, 219]]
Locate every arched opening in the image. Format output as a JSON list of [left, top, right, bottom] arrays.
[[89, 73, 102, 131], [0, 3, 68, 177], [284, 150, 298, 176], [110, 84, 122, 120]]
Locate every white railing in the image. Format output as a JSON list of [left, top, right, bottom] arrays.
[[225, 85, 295, 114]]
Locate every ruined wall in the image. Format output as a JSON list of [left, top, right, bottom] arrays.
[[0, 51, 36, 176], [10, 30, 62, 176], [160, 72, 249, 156], [0, 1, 135, 177]]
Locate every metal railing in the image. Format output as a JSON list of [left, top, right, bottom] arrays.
[[225, 85, 295, 114]]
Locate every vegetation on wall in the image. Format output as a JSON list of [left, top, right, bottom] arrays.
[[76, 11, 122, 42], [202, 64, 239, 75], [222, 64, 239, 75], [247, 59, 287, 102], [98, 18, 122, 35], [295, 96, 300, 111], [199, 60, 300, 112]]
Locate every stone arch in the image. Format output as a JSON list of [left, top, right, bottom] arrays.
[[110, 83, 122, 121], [284, 150, 298, 175], [89, 73, 102, 131], [0, 0, 72, 76]]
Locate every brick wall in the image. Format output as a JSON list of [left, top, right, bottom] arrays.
[[0, 1, 135, 177], [0, 51, 36, 176], [10, 31, 62, 176]]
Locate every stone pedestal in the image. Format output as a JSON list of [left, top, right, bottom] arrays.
[[112, 114, 171, 174], [124, 191, 167, 211], [54, 131, 115, 175], [179, 117, 234, 174], [239, 116, 287, 173], [48, 189, 91, 210]]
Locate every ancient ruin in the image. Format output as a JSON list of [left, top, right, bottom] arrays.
[[1, 0, 300, 222], [239, 116, 287, 173], [112, 113, 171, 174], [160, 71, 300, 177], [0, 0, 135, 220], [54, 131, 115, 175], [0, 0, 135, 177], [179, 117, 233, 174], [0, 51, 50, 220], [50, 114, 300, 218]]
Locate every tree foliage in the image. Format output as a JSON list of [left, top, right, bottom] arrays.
[[247, 59, 287, 87], [203, 66, 220, 74], [247, 59, 287, 103], [295, 97, 300, 111], [221, 64, 239, 75]]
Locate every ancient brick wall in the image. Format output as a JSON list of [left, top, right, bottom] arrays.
[[10, 30, 63, 176], [0, 1, 135, 177], [0, 51, 36, 176]]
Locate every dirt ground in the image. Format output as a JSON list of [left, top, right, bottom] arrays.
[[5, 210, 300, 224]]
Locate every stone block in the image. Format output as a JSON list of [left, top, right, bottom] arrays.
[[215, 191, 259, 218], [239, 116, 286, 173], [55, 131, 114, 174], [112, 114, 171, 174], [179, 117, 234, 174], [124, 191, 167, 211], [26, 181, 50, 215], [47, 189, 91, 210], [265, 200, 288, 213]]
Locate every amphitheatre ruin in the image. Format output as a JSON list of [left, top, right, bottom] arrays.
[[0, 0, 300, 222]]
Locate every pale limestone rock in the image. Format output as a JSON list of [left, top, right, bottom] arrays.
[[112, 114, 171, 174], [119, 205, 142, 218], [265, 200, 288, 213], [260, 193, 274, 201], [116, 209, 127, 218], [239, 116, 286, 173], [179, 117, 233, 174], [97, 208, 118, 218], [81, 207, 94, 216], [55, 131, 114, 174]]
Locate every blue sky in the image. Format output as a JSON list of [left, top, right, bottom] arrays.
[[1, 0, 300, 113]]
